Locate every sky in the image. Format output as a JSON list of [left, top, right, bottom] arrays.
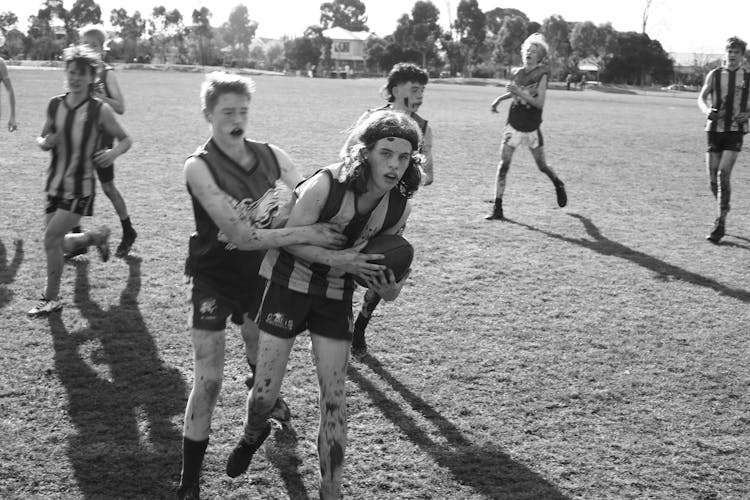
[[7, 0, 747, 55]]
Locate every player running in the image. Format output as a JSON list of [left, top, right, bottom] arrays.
[[698, 36, 750, 244], [342, 62, 433, 355], [486, 32, 567, 221], [176, 72, 346, 500], [28, 45, 132, 317], [225, 109, 421, 500]]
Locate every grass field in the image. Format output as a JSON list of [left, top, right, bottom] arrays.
[[1, 68, 749, 500]]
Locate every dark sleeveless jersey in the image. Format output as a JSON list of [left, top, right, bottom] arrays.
[[185, 138, 281, 293], [507, 65, 548, 132], [45, 94, 104, 199], [705, 66, 750, 133], [260, 163, 408, 302]]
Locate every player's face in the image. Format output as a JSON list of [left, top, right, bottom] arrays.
[[392, 81, 425, 113], [725, 47, 744, 68], [207, 92, 250, 142], [365, 137, 413, 194], [523, 44, 542, 66], [65, 63, 94, 95]]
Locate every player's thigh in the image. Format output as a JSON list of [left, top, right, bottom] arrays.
[[45, 209, 82, 242], [718, 150, 739, 174], [253, 331, 295, 395], [310, 333, 349, 391]]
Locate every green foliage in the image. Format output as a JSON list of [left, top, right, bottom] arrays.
[[319, 0, 368, 31]]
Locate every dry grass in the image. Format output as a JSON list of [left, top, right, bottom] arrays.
[[0, 69, 748, 499]]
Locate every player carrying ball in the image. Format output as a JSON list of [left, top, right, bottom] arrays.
[[225, 109, 421, 500], [486, 32, 567, 221]]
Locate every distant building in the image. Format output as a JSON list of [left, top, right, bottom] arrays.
[[322, 27, 371, 75], [670, 52, 723, 82]]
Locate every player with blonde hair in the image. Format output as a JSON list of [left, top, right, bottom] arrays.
[[486, 33, 567, 220]]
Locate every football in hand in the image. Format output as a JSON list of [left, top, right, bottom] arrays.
[[354, 234, 414, 286]]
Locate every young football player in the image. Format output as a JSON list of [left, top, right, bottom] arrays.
[[342, 62, 433, 355], [697, 36, 750, 244], [225, 109, 421, 500], [70, 25, 138, 258], [0, 51, 18, 132], [176, 72, 347, 500], [486, 33, 567, 221], [28, 45, 132, 317]]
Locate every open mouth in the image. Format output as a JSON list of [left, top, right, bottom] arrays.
[[230, 128, 244, 137]]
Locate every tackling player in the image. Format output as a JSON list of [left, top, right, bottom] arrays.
[[698, 36, 750, 244], [28, 45, 132, 317], [176, 72, 346, 500], [486, 33, 567, 221], [225, 109, 421, 500]]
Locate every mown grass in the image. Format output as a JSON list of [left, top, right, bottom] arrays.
[[0, 69, 748, 499]]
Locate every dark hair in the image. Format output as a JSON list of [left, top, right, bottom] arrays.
[[341, 110, 422, 198], [726, 36, 747, 53], [200, 71, 256, 113], [382, 63, 429, 103]]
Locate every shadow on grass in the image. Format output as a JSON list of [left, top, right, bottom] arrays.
[[46, 256, 187, 499], [264, 424, 311, 500], [348, 355, 569, 499], [0, 238, 23, 310], [510, 213, 750, 303]]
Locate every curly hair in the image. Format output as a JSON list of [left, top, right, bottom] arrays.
[[382, 63, 429, 103], [340, 110, 423, 198], [63, 44, 100, 76]]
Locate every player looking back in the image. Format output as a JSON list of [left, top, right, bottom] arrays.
[[28, 45, 132, 317], [342, 62, 433, 355], [225, 109, 421, 500], [486, 33, 567, 221], [698, 36, 750, 244], [176, 72, 346, 500]]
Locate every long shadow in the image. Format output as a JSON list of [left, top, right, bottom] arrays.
[[0, 238, 23, 310], [47, 256, 187, 499], [508, 213, 750, 303], [264, 424, 311, 500], [348, 355, 569, 499]]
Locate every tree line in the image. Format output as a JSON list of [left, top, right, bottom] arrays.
[[0, 0, 710, 85]]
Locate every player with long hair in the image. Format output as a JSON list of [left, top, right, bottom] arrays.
[[486, 33, 567, 221], [225, 109, 421, 500]]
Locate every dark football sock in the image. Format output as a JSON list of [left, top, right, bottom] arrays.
[[180, 437, 209, 486], [121, 217, 135, 235]]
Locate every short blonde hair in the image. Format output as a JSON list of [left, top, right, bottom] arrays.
[[80, 25, 106, 47], [200, 71, 256, 113]]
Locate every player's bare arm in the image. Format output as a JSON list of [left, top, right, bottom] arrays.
[[269, 144, 304, 188], [283, 172, 386, 280], [698, 73, 719, 119], [361, 203, 412, 300], [96, 71, 125, 114], [421, 126, 434, 185], [185, 157, 346, 252], [36, 113, 58, 150], [93, 104, 132, 167], [0, 59, 17, 131]]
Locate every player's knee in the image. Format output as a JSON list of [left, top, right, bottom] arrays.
[[249, 390, 277, 416]]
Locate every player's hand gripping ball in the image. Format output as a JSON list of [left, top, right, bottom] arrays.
[[354, 234, 414, 286]]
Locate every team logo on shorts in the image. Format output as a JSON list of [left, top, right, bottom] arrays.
[[265, 312, 293, 332], [199, 298, 217, 319]]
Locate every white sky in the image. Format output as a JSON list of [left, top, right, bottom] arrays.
[[7, 0, 745, 54]]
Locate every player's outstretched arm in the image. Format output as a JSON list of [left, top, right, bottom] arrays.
[[185, 157, 347, 252]]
